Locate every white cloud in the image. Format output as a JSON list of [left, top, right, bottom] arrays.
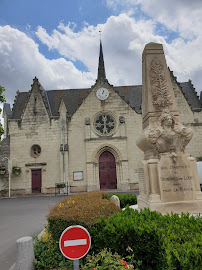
[[139, 0, 202, 39], [0, 25, 94, 105], [36, 14, 165, 87], [106, 0, 202, 39], [36, 13, 202, 95], [36, 23, 100, 74], [0, 7, 202, 114]]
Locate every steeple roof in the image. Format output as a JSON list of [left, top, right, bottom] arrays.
[[97, 41, 106, 81]]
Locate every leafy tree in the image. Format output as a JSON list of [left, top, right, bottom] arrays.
[[0, 85, 6, 138]]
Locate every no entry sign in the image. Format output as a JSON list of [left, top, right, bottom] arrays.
[[59, 225, 91, 260]]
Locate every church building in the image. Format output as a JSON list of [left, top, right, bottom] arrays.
[[0, 42, 202, 196]]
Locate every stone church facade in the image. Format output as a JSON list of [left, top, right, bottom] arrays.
[[0, 43, 202, 196]]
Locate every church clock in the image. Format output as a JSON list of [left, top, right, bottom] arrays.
[[96, 88, 109, 100]]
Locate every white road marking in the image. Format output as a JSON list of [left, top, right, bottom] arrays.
[[64, 239, 87, 247]]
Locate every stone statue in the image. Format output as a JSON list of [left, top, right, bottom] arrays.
[[148, 110, 193, 161]]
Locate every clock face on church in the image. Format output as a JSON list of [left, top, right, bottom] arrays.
[[96, 88, 109, 100]]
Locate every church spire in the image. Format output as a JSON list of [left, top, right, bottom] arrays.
[[97, 40, 106, 81]]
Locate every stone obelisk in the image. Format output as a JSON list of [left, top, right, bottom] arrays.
[[136, 42, 202, 214]]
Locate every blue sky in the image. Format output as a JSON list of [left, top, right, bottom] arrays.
[[0, 0, 202, 104], [0, 0, 111, 66]]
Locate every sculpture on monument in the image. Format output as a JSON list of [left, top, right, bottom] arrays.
[[136, 42, 202, 214], [148, 109, 193, 162]]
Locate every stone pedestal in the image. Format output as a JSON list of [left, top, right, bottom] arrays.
[[138, 154, 202, 214]]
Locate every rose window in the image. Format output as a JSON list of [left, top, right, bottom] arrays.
[[31, 145, 41, 158], [94, 113, 116, 136]]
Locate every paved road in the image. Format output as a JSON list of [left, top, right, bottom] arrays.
[[0, 195, 67, 270]]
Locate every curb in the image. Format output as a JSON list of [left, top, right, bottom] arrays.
[[9, 263, 15, 270], [0, 193, 70, 200]]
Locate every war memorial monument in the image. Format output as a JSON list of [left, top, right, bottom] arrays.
[[137, 42, 202, 214]]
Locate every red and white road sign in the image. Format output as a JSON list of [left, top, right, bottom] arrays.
[[59, 225, 91, 260]]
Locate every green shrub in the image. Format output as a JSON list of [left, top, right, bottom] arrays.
[[47, 191, 121, 241], [56, 183, 66, 188], [109, 193, 137, 208], [91, 207, 161, 270], [90, 208, 202, 270], [34, 236, 73, 270], [159, 212, 202, 270]]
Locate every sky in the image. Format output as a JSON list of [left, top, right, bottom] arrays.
[[0, 0, 202, 107]]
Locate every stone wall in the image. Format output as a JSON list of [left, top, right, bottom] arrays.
[[7, 83, 67, 195], [68, 82, 143, 191], [172, 76, 202, 159]]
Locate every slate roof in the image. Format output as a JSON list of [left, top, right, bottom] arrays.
[[179, 81, 202, 111], [46, 89, 91, 117], [9, 82, 202, 120], [12, 92, 29, 119], [97, 41, 106, 81], [114, 85, 142, 113]]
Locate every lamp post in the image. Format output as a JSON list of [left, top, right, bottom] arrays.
[[2, 157, 17, 197]]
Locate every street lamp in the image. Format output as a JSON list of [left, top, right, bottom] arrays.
[[2, 157, 17, 197]]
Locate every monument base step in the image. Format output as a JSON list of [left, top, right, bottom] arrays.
[[138, 197, 202, 215]]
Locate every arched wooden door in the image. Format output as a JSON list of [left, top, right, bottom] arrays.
[[99, 151, 117, 189]]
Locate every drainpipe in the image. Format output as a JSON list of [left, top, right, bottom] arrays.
[[62, 118, 66, 185]]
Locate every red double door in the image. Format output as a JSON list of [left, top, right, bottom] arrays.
[[99, 151, 117, 189]]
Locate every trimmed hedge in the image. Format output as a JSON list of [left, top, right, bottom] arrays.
[[109, 193, 137, 208], [91, 208, 161, 269], [90, 208, 202, 270], [47, 191, 121, 241]]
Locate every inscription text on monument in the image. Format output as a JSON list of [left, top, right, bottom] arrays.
[[158, 155, 194, 202]]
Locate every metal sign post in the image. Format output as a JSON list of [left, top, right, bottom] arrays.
[[73, 260, 79, 270]]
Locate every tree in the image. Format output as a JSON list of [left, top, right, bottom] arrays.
[[0, 85, 6, 138]]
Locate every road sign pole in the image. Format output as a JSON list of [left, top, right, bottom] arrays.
[[73, 259, 79, 270]]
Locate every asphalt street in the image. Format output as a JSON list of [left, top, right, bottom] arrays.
[[0, 195, 67, 270]]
